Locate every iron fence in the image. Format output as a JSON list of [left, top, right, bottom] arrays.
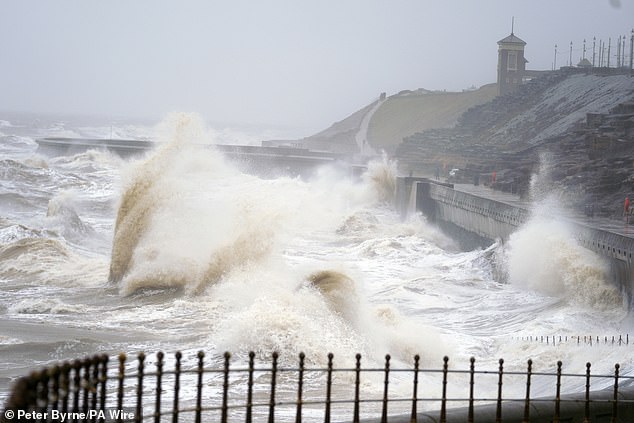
[[2, 351, 634, 422]]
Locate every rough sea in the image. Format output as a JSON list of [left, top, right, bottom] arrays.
[[1, 112, 632, 419]]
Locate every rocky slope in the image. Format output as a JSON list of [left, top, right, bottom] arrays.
[[395, 69, 634, 219]]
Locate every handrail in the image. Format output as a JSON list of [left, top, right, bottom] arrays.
[[2, 352, 634, 422]]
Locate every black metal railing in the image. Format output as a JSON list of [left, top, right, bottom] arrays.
[[3, 351, 634, 422]]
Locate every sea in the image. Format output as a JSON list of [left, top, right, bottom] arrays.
[[1, 112, 632, 419]]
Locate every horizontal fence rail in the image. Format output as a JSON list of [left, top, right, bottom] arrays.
[[2, 351, 634, 422], [515, 334, 630, 346]]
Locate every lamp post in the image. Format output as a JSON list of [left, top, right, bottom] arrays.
[[630, 29, 634, 76]]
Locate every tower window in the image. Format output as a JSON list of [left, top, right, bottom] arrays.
[[507, 51, 517, 71]]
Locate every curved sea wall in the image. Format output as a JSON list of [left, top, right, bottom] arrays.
[[395, 177, 634, 307]]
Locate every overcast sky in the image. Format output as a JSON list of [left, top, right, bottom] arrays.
[[1, 0, 632, 134]]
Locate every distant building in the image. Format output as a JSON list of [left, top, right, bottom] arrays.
[[497, 32, 527, 96]]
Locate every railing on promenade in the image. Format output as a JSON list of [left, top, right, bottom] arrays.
[[2, 351, 634, 422]]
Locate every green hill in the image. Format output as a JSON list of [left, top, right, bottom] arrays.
[[368, 84, 498, 152], [296, 84, 498, 154]]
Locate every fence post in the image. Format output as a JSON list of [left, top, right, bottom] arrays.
[[117, 354, 126, 423], [36, 370, 48, 420], [584, 362, 591, 423], [381, 354, 391, 423], [99, 355, 109, 423], [195, 351, 204, 423], [49, 366, 60, 412], [523, 359, 532, 423], [440, 356, 449, 423], [325, 353, 333, 423], [91, 356, 100, 413], [61, 362, 71, 414], [353, 354, 361, 423], [155, 352, 164, 423], [268, 352, 279, 423], [82, 359, 91, 416], [221, 352, 231, 423], [71, 360, 81, 415], [411, 355, 420, 423], [172, 351, 181, 423], [468, 357, 475, 423], [247, 352, 255, 423], [136, 352, 145, 423], [554, 361, 562, 423], [612, 363, 620, 423], [296, 352, 305, 423], [496, 359, 504, 423]]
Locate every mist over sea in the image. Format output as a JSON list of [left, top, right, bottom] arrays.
[[1, 113, 631, 417]]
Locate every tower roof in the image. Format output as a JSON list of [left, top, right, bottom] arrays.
[[497, 33, 526, 46]]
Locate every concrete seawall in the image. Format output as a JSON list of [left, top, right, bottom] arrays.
[[35, 137, 366, 179], [395, 177, 634, 307]]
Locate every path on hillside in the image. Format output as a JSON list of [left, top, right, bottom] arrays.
[[355, 98, 385, 156]]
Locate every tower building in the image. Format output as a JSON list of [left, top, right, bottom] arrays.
[[497, 31, 527, 96]]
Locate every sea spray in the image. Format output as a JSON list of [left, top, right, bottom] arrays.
[[108, 120, 450, 368], [4, 116, 634, 412], [362, 152, 397, 204], [109, 113, 199, 283], [46, 191, 94, 241], [0, 237, 107, 288], [307, 270, 360, 324], [110, 114, 281, 294], [504, 197, 622, 310], [494, 153, 624, 310]]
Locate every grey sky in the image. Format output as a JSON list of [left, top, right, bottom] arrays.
[[1, 0, 632, 134]]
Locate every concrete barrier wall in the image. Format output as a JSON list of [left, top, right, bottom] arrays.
[[396, 178, 634, 306], [424, 182, 530, 241]]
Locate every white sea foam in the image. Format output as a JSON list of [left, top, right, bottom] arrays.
[[105, 113, 444, 366], [8, 298, 84, 315], [2, 113, 633, 412], [503, 157, 625, 311]]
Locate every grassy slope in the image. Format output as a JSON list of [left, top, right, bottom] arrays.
[[367, 84, 498, 151]]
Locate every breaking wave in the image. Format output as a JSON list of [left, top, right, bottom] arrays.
[[46, 192, 95, 242], [363, 153, 397, 204], [504, 200, 623, 310], [109, 113, 284, 294], [0, 237, 107, 287], [105, 113, 445, 365]]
